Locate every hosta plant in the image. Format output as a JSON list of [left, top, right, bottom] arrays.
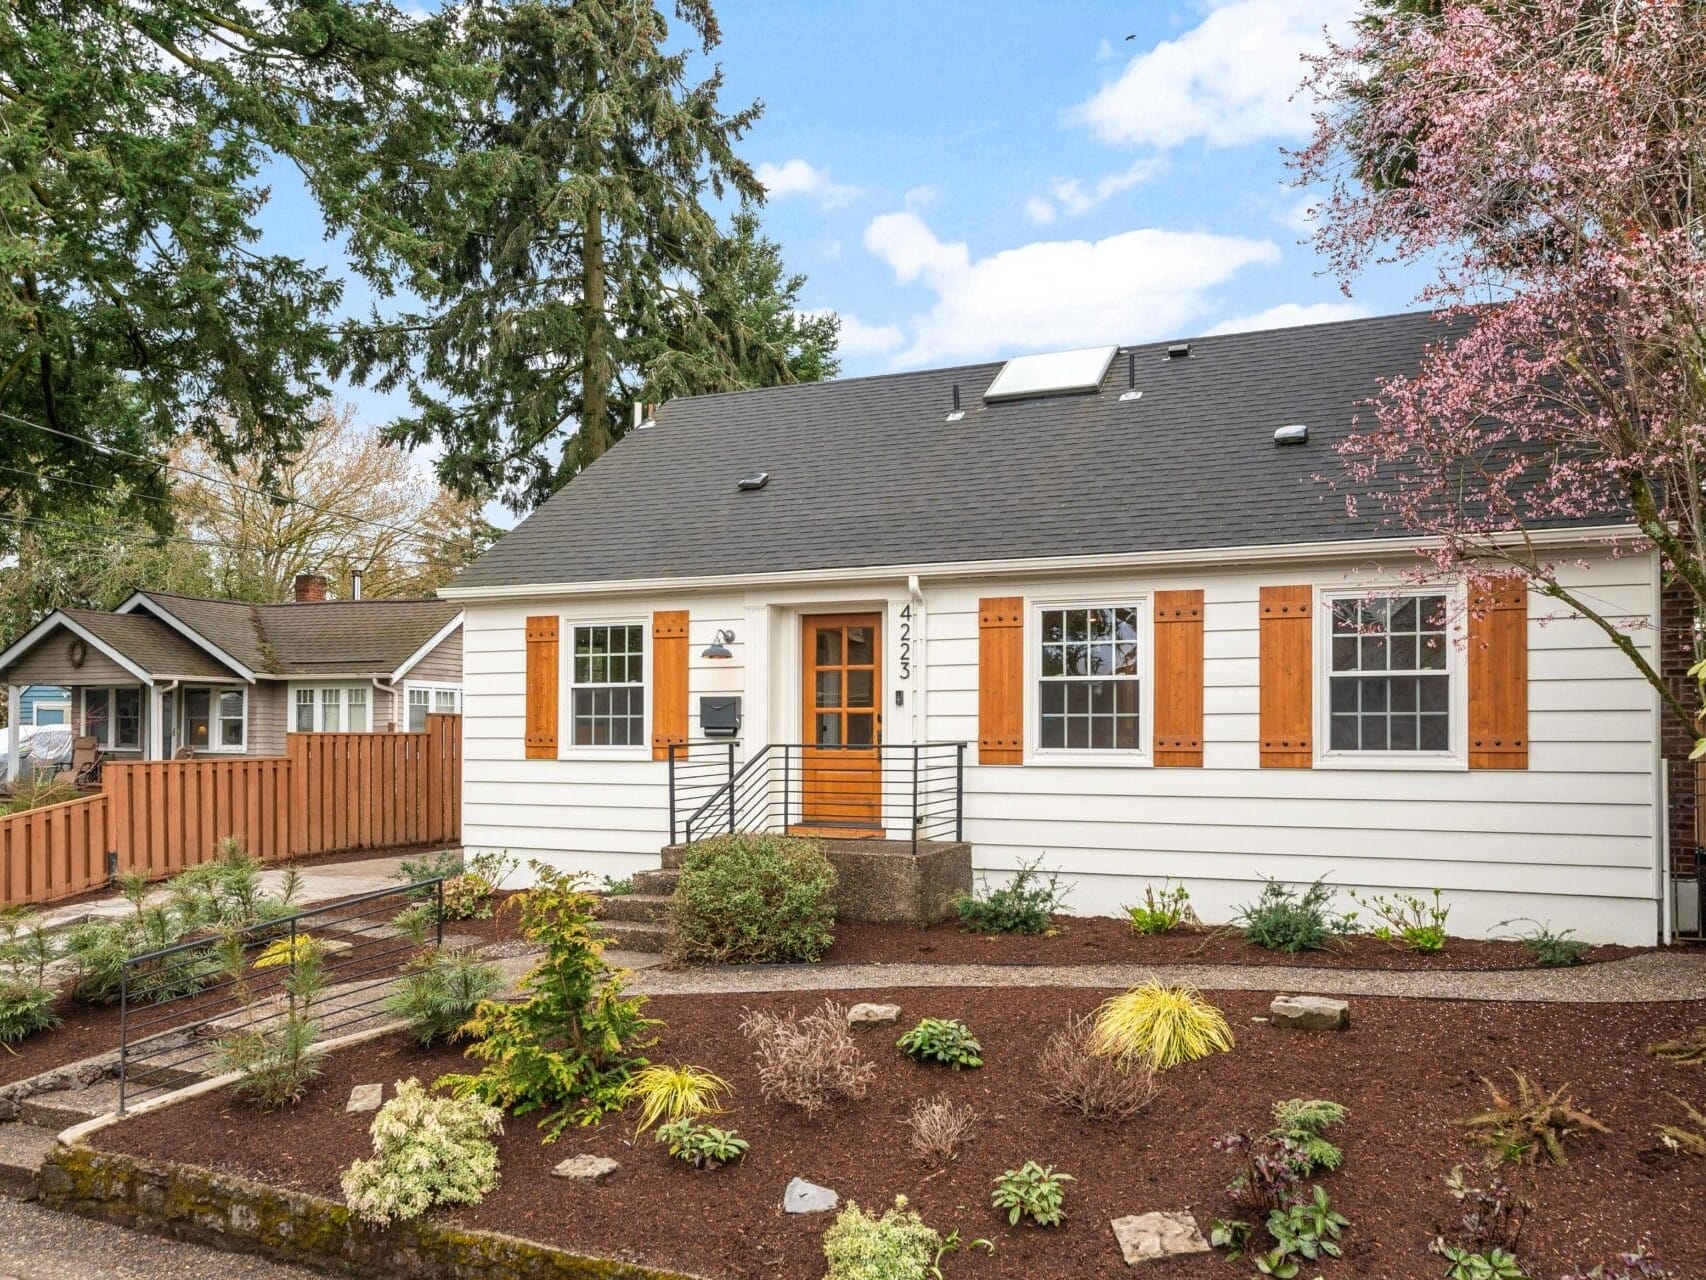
[[896, 1017, 983, 1070], [341, 1079, 503, 1225], [990, 1161, 1072, 1227], [1256, 1185, 1349, 1276], [1089, 983, 1233, 1069], [626, 1063, 731, 1133], [655, 1116, 747, 1170]]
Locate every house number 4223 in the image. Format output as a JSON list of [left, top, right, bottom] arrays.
[[898, 604, 913, 680]]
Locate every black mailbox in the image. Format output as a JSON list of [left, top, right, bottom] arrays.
[[700, 695, 741, 739]]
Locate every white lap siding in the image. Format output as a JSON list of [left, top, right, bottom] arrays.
[[924, 554, 1661, 946]]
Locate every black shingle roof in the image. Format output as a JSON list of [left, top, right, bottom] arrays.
[[134, 594, 461, 676], [454, 311, 1459, 591]]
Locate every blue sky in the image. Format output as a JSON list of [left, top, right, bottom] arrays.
[[269, 0, 1429, 505]]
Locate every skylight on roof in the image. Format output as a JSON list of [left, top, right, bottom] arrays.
[[983, 345, 1118, 402]]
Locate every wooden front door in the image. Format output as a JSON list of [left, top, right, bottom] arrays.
[[800, 613, 882, 832]]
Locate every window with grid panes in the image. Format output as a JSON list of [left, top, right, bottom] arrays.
[[1328, 593, 1450, 752], [572, 624, 645, 747], [1037, 605, 1141, 750]]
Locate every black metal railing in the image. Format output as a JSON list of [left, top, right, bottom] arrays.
[[117, 879, 443, 1113], [665, 740, 742, 846], [676, 742, 966, 852]]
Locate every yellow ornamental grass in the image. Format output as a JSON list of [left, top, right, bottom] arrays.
[[626, 1063, 732, 1133], [1088, 983, 1234, 1069]]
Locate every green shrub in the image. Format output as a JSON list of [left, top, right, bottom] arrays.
[[1124, 881, 1197, 935], [1499, 918, 1591, 968], [0, 912, 60, 1046], [1254, 1185, 1349, 1275], [667, 833, 836, 964], [440, 864, 655, 1140], [1236, 876, 1349, 953], [215, 932, 326, 1109], [1349, 887, 1449, 952], [991, 1161, 1072, 1227], [341, 1078, 503, 1225], [823, 1196, 987, 1280], [655, 1116, 748, 1169], [896, 1017, 983, 1069], [384, 946, 506, 1046], [953, 856, 1070, 935], [396, 850, 516, 921], [0, 776, 81, 815]]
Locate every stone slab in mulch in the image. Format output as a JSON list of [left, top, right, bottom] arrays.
[[89, 987, 1706, 1280]]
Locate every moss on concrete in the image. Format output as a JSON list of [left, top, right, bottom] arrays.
[[42, 1145, 698, 1280]]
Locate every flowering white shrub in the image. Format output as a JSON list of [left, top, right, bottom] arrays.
[[340, 1078, 503, 1225]]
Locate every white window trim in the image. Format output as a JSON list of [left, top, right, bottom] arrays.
[[1313, 584, 1469, 771], [78, 686, 145, 751], [1023, 593, 1154, 766], [182, 684, 248, 754], [403, 681, 461, 733], [562, 618, 650, 759], [290, 683, 374, 733], [29, 699, 70, 727]]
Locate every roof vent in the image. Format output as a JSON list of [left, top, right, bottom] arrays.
[[1167, 342, 1192, 360], [945, 383, 965, 423], [1118, 350, 1142, 401], [1274, 424, 1309, 446], [984, 345, 1117, 402], [736, 471, 770, 491]]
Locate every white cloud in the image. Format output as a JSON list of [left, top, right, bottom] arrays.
[[754, 159, 861, 209], [1030, 157, 1164, 222], [862, 211, 1281, 367], [1024, 196, 1057, 225], [834, 313, 907, 357], [1205, 301, 1369, 336], [1075, 0, 1356, 151]]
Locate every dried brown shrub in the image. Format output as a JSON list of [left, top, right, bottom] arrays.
[[1649, 1027, 1706, 1065], [907, 1094, 978, 1164], [1460, 1071, 1609, 1165], [1656, 1097, 1706, 1157], [1039, 1014, 1160, 1121], [738, 1000, 875, 1118]]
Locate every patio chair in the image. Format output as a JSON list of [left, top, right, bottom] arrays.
[[63, 735, 102, 788]]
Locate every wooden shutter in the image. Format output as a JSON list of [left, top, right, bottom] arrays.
[[978, 596, 1024, 764], [651, 610, 689, 760], [1468, 578, 1528, 769], [523, 616, 559, 759], [1153, 589, 1204, 767], [1259, 585, 1313, 768]]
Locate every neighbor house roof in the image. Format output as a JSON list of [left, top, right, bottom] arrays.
[[450, 311, 1476, 593], [60, 610, 237, 680]]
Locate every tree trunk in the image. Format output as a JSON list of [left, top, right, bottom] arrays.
[[580, 202, 610, 464]]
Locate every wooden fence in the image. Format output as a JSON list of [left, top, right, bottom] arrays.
[[0, 714, 461, 907]]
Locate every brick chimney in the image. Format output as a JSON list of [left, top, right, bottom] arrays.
[[293, 572, 328, 603]]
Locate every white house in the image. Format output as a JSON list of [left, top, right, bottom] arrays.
[[441, 313, 1677, 946]]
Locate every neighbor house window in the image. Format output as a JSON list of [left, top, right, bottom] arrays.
[[1037, 605, 1141, 751], [403, 685, 458, 732], [321, 687, 342, 732], [184, 686, 246, 751], [293, 685, 371, 732], [81, 687, 142, 750], [571, 624, 644, 747], [295, 688, 314, 732], [1327, 593, 1450, 753]]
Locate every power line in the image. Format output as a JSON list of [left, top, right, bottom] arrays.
[[0, 407, 468, 550]]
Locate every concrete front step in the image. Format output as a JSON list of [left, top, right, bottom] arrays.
[[0, 1123, 59, 1198], [630, 868, 679, 895], [598, 894, 671, 925], [599, 920, 668, 953], [18, 1081, 124, 1131]]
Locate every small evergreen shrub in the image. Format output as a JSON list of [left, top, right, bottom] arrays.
[[0, 912, 60, 1046], [991, 1161, 1072, 1227], [216, 932, 327, 1109], [1124, 881, 1198, 935], [823, 1197, 968, 1280], [439, 864, 655, 1140], [1236, 876, 1349, 953], [655, 1116, 748, 1169], [384, 946, 506, 1046], [341, 1079, 503, 1225], [667, 833, 836, 964], [896, 1017, 983, 1069], [1089, 983, 1234, 1069], [1499, 918, 1591, 968], [953, 856, 1069, 934]]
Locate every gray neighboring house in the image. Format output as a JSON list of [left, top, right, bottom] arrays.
[[0, 574, 463, 778]]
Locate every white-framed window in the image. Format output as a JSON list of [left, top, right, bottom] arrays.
[[404, 684, 459, 732], [570, 623, 645, 748], [183, 686, 246, 752], [1321, 590, 1459, 761], [31, 700, 69, 727], [293, 684, 373, 733], [1034, 602, 1145, 753], [80, 686, 143, 750]]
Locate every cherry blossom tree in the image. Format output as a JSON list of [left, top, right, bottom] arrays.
[[1297, 0, 1706, 735]]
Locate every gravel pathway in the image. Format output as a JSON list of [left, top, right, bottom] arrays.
[[0, 1199, 322, 1280], [626, 949, 1706, 1003]]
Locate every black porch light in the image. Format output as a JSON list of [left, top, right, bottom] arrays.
[[701, 629, 736, 660]]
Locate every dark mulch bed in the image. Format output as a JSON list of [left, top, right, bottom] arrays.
[[94, 987, 1706, 1280], [822, 917, 1648, 971], [0, 995, 125, 1086]]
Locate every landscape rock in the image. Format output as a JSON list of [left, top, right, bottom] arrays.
[[551, 1155, 620, 1184], [783, 1177, 839, 1214], [1268, 995, 1351, 1031], [847, 1003, 901, 1028], [1110, 1211, 1212, 1265], [344, 1083, 384, 1114]]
